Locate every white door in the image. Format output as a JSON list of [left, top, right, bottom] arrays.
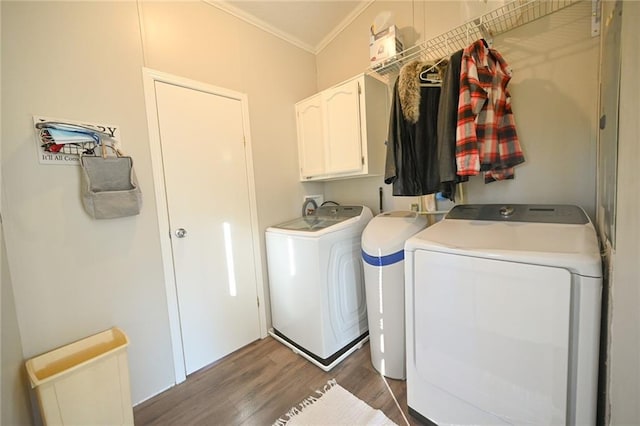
[[154, 81, 260, 375]]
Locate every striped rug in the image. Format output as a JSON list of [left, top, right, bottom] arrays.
[[273, 379, 396, 426]]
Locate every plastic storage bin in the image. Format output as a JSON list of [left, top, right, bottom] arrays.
[[25, 327, 134, 426], [362, 211, 427, 379]]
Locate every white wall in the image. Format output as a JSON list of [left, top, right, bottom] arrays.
[[463, 4, 598, 217], [2, 233, 33, 426], [2, 1, 174, 405], [2, 1, 317, 405], [609, 1, 640, 423], [1, 1, 33, 420], [317, 1, 599, 219]]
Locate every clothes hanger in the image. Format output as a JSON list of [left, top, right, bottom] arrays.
[[476, 17, 494, 48], [418, 35, 450, 87], [419, 57, 447, 87]]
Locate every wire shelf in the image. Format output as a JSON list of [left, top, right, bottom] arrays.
[[367, 0, 581, 78]]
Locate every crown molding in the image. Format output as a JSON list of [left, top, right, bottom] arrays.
[[204, 0, 316, 54], [315, 0, 373, 54], [204, 0, 373, 55]]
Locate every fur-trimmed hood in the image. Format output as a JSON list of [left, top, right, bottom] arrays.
[[398, 61, 423, 124], [397, 60, 448, 124]]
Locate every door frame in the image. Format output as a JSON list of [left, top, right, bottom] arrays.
[[142, 67, 267, 384]]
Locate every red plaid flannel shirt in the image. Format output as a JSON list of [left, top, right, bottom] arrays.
[[456, 40, 524, 182]]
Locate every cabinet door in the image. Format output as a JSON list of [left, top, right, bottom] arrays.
[[296, 95, 325, 179], [323, 78, 363, 174]]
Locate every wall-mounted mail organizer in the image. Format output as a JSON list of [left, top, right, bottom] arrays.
[[34, 118, 141, 219], [34, 118, 121, 163], [367, 0, 583, 80], [36, 121, 105, 153]]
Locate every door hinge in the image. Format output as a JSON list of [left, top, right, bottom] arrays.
[[362, 156, 365, 165], [357, 82, 362, 95], [243, 136, 246, 146], [256, 297, 260, 307], [591, 0, 601, 37]]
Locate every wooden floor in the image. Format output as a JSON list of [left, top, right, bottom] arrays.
[[134, 336, 423, 425]]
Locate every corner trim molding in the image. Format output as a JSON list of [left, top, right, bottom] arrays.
[[203, 0, 374, 55]]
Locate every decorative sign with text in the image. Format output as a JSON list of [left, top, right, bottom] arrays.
[[33, 116, 121, 165]]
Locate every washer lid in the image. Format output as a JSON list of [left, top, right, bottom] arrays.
[[270, 216, 343, 232], [267, 206, 373, 235], [405, 205, 601, 278]]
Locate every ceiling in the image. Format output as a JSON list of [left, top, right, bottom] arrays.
[[205, 1, 373, 54]]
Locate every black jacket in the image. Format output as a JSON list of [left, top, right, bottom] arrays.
[[384, 76, 443, 197]]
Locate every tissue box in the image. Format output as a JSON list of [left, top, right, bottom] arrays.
[[369, 25, 403, 68]]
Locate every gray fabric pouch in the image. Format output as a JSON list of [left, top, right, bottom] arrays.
[[80, 154, 142, 219]]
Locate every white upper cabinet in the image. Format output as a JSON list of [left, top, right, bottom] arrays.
[[323, 79, 363, 175], [296, 94, 325, 178], [295, 74, 388, 181]]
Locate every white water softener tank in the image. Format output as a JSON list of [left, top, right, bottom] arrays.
[[361, 211, 428, 379]]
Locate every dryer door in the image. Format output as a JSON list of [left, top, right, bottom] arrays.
[[410, 250, 571, 425]]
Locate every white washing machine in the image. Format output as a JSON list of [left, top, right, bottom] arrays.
[[404, 204, 602, 425], [266, 205, 373, 371]]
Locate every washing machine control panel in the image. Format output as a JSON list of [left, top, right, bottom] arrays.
[[315, 205, 363, 219], [447, 204, 589, 224]]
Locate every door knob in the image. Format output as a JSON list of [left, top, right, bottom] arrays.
[[175, 228, 187, 238]]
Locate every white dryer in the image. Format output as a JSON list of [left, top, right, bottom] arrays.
[[266, 205, 372, 371], [404, 204, 602, 425]]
